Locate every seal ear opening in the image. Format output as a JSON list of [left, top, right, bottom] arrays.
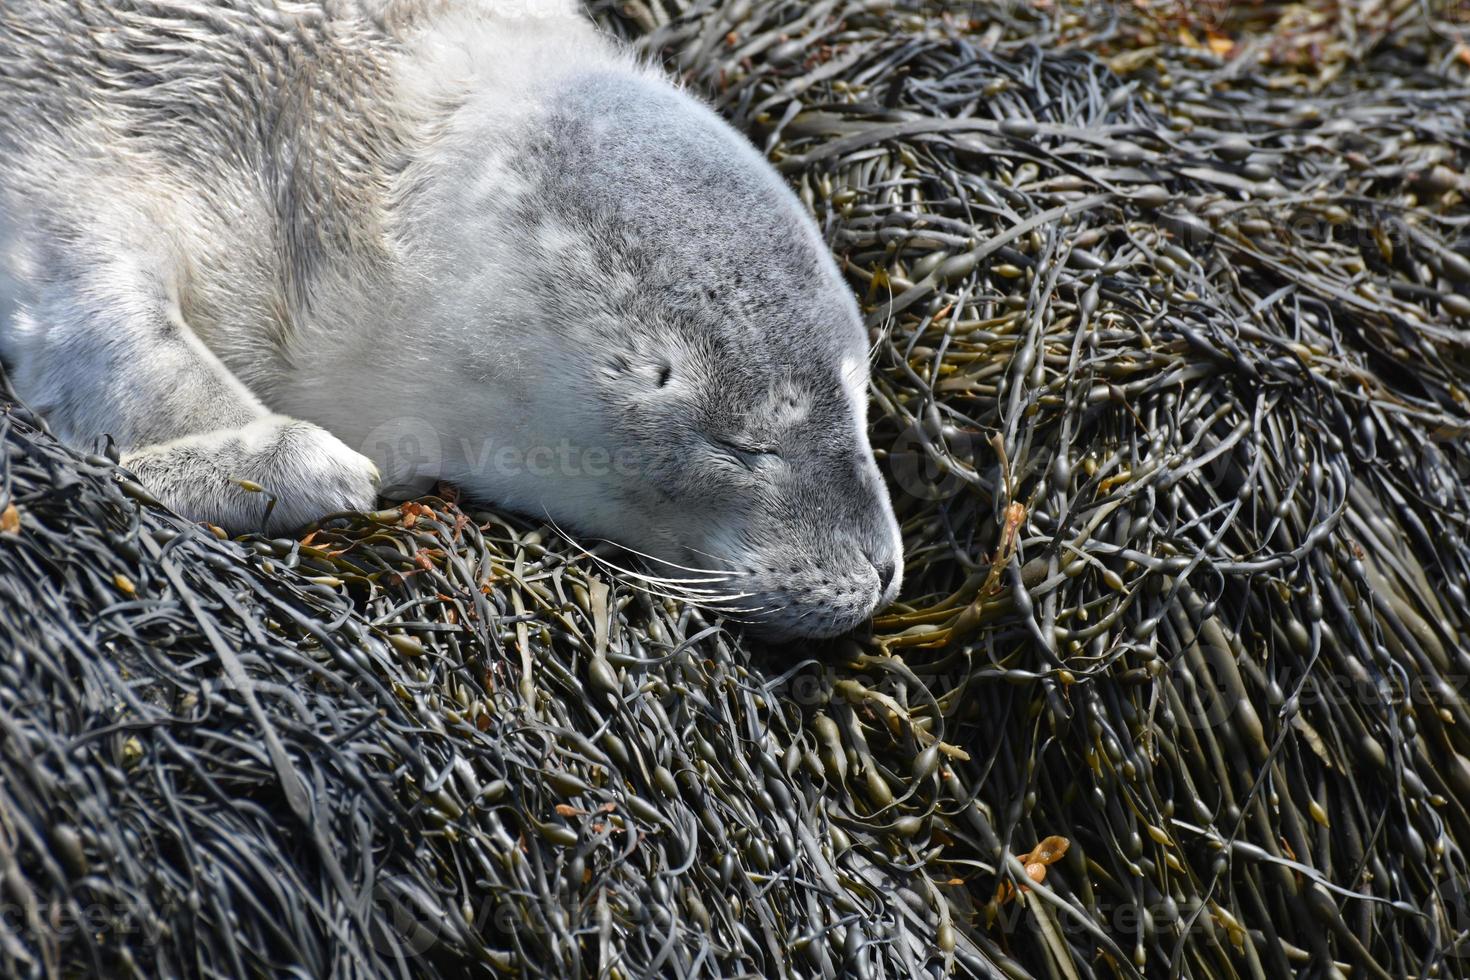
[[655, 362, 672, 387]]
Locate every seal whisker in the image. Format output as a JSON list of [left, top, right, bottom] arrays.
[[694, 594, 765, 610], [542, 520, 741, 587], [714, 605, 774, 620], [612, 536, 753, 578], [538, 525, 738, 606], [568, 551, 757, 608], [540, 521, 780, 618], [575, 573, 718, 609], [606, 566, 737, 590], [565, 547, 764, 611], [713, 608, 769, 626], [669, 544, 751, 574]]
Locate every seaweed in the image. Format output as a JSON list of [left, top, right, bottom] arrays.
[[1, 0, 1469, 976]]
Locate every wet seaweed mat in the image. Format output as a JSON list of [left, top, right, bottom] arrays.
[[3, 0, 1470, 977]]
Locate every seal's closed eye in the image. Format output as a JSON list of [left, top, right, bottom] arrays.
[[711, 437, 779, 469]]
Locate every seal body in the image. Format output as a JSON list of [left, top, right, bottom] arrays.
[[0, 0, 903, 639]]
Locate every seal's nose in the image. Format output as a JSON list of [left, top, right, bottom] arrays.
[[875, 559, 896, 595]]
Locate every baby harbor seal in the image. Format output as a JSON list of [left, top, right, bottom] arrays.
[[0, 0, 903, 639]]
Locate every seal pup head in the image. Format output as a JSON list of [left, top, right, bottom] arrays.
[[393, 65, 903, 640]]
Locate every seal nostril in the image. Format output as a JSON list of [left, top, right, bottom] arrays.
[[875, 560, 896, 594]]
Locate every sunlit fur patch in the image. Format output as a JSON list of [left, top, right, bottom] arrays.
[[838, 355, 871, 426]]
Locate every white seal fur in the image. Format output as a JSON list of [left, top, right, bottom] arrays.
[[0, 0, 903, 639]]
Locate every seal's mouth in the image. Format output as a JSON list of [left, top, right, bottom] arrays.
[[746, 576, 902, 641], [651, 546, 904, 642]]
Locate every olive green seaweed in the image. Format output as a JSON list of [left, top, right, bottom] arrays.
[[0, 0, 1468, 977]]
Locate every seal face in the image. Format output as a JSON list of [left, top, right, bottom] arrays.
[[467, 71, 905, 639], [0, 0, 903, 639]]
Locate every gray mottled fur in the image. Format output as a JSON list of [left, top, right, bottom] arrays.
[[0, 0, 902, 639]]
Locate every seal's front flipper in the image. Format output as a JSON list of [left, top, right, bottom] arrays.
[[2, 255, 378, 534], [121, 416, 379, 535]]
